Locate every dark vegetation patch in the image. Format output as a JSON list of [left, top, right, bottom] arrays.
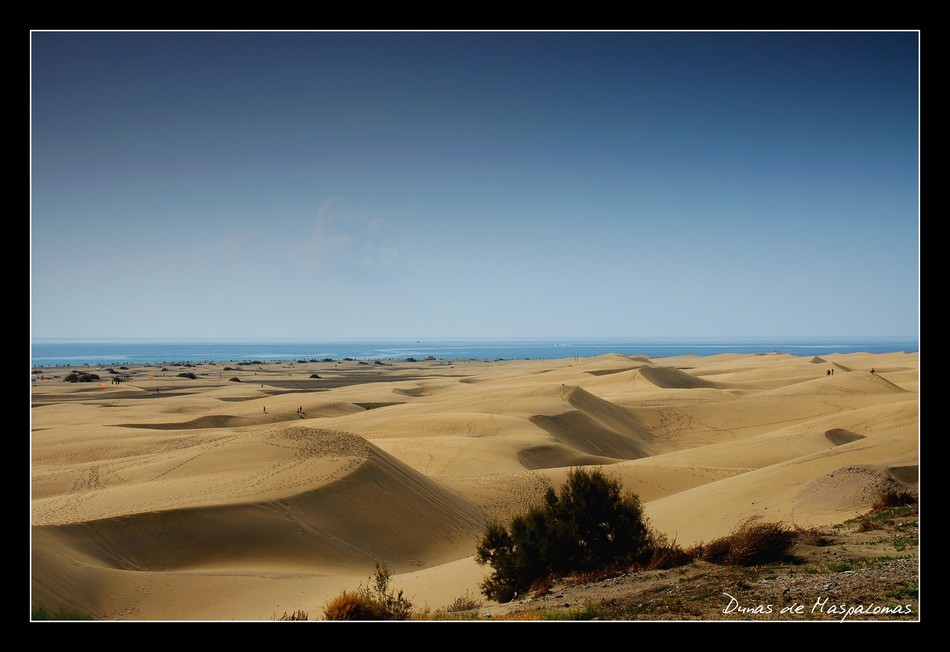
[[64, 372, 100, 383]]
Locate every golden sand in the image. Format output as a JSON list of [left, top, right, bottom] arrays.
[[30, 351, 918, 620]]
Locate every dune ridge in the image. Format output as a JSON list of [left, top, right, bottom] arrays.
[[30, 351, 917, 620], [36, 437, 484, 574]]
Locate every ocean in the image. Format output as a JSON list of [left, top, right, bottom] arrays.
[[29, 337, 919, 368]]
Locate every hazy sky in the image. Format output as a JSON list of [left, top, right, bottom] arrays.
[[30, 31, 919, 340]]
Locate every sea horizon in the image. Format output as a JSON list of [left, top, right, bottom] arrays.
[[30, 336, 919, 368]]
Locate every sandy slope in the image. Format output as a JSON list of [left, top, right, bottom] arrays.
[[30, 351, 918, 620]]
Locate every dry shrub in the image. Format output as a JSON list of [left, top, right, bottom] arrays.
[[688, 517, 798, 566], [528, 575, 557, 597], [689, 537, 731, 564], [323, 561, 414, 621], [275, 609, 310, 621], [872, 488, 918, 511], [727, 519, 797, 565], [855, 517, 881, 532], [644, 540, 694, 570], [445, 591, 482, 613], [323, 590, 390, 621]]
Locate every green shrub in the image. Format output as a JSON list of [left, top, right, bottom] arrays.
[[64, 372, 100, 383], [475, 467, 652, 603]]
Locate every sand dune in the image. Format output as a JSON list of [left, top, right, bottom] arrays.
[[30, 351, 918, 620], [652, 422, 916, 536], [636, 366, 726, 389], [760, 370, 908, 397]]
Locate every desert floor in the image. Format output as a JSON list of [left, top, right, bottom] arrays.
[[30, 350, 918, 621]]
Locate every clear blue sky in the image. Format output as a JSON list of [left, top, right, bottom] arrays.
[[30, 31, 919, 340]]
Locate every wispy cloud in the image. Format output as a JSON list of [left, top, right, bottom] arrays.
[[292, 197, 398, 273]]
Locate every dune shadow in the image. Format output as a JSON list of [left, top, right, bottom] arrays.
[[638, 366, 721, 389], [517, 444, 619, 470], [824, 428, 866, 446], [530, 411, 651, 460], [887, 464, 919, 485], [586, 367, 641, 377], [117, 415, 262, 430], [354, 402, 405, 410], [392, 386, 428, 397]]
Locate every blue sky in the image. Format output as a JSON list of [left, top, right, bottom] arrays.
[[30, 31, 919, 340]]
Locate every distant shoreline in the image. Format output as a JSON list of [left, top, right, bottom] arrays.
[[30, 337, 919, 368]]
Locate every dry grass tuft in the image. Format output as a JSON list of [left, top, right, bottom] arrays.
[[277, 609, 310, 620], [275, 609, 310, 621]]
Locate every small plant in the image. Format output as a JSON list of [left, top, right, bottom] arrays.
[[444, 591, 482, 613], [887, 583, 918, 600], [827, 561, 854, 572], [275, 609, 310, 621], [856, 517, 880, 532], [323, 561, 414, 621], [851, 493, 918, 532]]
